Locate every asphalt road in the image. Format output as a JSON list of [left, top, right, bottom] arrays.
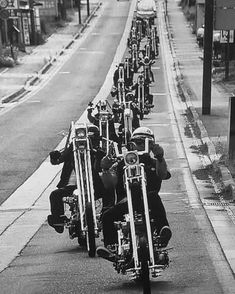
[[0, 0, 127, 205], [0, 0, 234, 293]]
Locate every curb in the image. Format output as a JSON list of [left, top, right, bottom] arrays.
[[164, 8, 235, 202], [1, 2, 102, 104]]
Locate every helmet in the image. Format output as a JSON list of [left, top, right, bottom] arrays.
[[126, 92, 134, 101], [131, 127, 154, 142], [144, 56, 149, 63]]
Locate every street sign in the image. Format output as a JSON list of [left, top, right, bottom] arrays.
[[215, 0, 235, 30], [0, 0, 8, 9], [220, 30, 234, 43], [0, 8, 9, 19]]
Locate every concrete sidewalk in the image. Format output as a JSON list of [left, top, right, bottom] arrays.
[[0, 1, 101, 105], [164, 0, 235, 276], [165, 1, 235, 197]]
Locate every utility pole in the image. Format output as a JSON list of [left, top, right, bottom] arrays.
[[29, 0, 36, 45], [202, 0, 214, 115], [225, 30, 230, 80], [77, 0, 81, 24], [87, 0, 90, 17], [0, 22, 3, 55]]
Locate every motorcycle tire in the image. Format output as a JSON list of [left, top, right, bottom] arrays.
[[138, 236, 151, 294], [125, 129, 131, 145], [85, 202, 96, 257]]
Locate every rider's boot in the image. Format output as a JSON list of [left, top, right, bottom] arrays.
[[96, 245, 117, 262], [158, 226, 172, 248], [47, 214, 67, 234]]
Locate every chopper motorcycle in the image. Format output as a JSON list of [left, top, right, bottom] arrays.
[[62, 122, 100, 257], [109, 140, 171, 293]]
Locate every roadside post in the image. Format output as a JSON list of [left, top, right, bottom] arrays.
[[77, 0, 81, 24], [87, 0, 90, 16], [202, 0, 214, 115], [228, 96, 235, 161], [0, 0, 10, 55]]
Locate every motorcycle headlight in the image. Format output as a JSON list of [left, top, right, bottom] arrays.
[[124, 151, 139, 166]]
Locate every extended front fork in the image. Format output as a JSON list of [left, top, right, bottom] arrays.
[[124, 165, 155, 269]]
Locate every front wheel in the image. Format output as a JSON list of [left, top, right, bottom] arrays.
[[86, 202, 96, 257], [138, 236, 151, 294]]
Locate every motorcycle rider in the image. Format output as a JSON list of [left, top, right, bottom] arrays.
[[132, 74, 154, 108], [96, 127, 172, 261], [139, 55, 155, 83], [47, 124, 106, 233], [87, 100, 120, 144]]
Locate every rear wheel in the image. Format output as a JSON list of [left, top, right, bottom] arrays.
[[138, 236, 151, 294], [86, 202, 96, 257]]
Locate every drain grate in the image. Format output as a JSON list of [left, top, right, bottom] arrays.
[[203, 202, 233, 207]]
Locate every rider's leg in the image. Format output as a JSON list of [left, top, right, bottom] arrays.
[[148, 192, 169, 231], [48, 185, 75, 233], [102, 200, 128, 246], [148, 192, 172, 246], [49, 186, 75, 220]]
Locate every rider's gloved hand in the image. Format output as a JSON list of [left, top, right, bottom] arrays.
[[87, 107, 93, 114], [151, 143, 164, 162], [49, 150, 61, 165], [87, 102, 93, 114]]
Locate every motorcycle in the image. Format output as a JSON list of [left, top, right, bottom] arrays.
[[111, 140, 170, 293], [136, 74, 146, 120], [117, 64, 126, 105], [130, 41, 139, 73], [62, 122, 100, 257]]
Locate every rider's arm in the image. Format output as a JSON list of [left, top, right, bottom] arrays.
[[87, 108, 96, 125], [57, 143, 73, 164], [150, 143, 170, 180], [155, 157, 169, 180]]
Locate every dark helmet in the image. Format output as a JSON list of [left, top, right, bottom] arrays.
[[126, 92, 134, 101], [144, 56, 149, 63]]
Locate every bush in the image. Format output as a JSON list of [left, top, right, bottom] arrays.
[[0, 56, 15, 68]]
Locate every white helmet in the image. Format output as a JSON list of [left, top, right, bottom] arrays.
[[131, 127, 154, 142]]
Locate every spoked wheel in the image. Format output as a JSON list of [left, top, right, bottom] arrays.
[[138, 236, 151, 294], [85, 202, 96, 257]]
